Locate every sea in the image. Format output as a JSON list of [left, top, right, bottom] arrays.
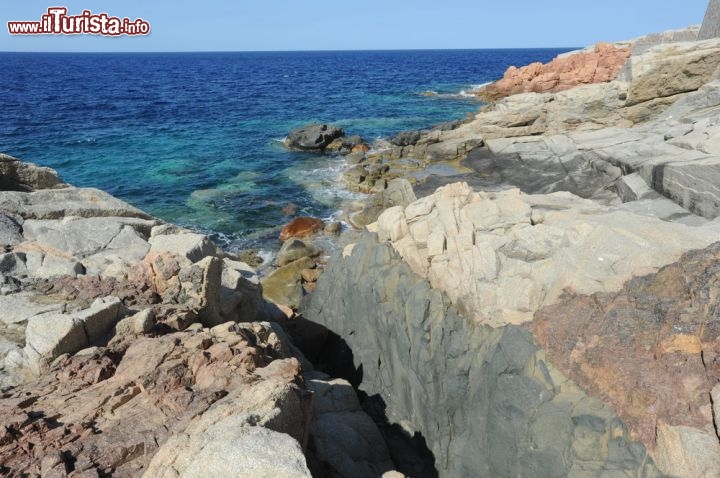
[[1, 49, 571, 252]]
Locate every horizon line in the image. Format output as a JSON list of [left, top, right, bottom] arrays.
[[0, 46, 579, 54]]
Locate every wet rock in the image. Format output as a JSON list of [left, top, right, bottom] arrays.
[[279, 217, 325, 242], [261, 257, 316, 308], [300, 268, 322, 283], [324, 221, 342, 235], [343, 165, 368, 185], [351, 143, 370, 153], [226, 249, 264, 268], [348, 179, 417, 229], [276, 239, 322, 267], [285, 124, 344, 151], [390, 131, 423, 147], [344, 151, 367, 165]]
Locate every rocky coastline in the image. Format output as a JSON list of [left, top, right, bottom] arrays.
[[3, 12, 720, 478]]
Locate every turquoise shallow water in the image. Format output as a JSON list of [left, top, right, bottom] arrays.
[[1, 49, 571, 250]]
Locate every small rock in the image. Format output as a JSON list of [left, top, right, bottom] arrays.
[[148, 233, 217, 264], [276, 239, 321, 267], [301, 268, 323, 283], [390, 131, 422, 146], [352, 144, 370, 153], [233, 249, 264, 268], [261, 257, 316, 308], [115, 308, 155, 335], [344, 151, 367, 165], [324, 221, 342, 235]]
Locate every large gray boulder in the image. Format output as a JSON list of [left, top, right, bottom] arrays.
[[284, 124, 344, 151]]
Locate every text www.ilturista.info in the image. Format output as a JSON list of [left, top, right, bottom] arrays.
[[7, 7, 150, 36]]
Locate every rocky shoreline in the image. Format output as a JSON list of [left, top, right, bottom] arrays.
[[3, 14, 720, 478]]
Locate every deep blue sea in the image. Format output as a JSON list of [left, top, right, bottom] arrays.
[[1, 49, 570, 251]]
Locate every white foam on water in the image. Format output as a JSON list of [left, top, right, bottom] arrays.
[[286, 155, 366, 208]]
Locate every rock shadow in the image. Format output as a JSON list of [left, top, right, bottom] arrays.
[[280, 313, 439, 478]]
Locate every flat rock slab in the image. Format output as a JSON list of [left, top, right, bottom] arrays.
[[0, 188, 153, 220], [0, 292, 66, 327]]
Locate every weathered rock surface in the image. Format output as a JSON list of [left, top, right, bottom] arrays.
[[0, 187, 153, 220], [305, 234, 663, 477], [369, 182, 718, 327], [284, 124, 344, 151], [0, 153, 66, 192], [0, 322, 313, 477], [478, 43, 631, 101], [534, 242, 720, 477]]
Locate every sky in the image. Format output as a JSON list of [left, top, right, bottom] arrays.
[[0, 0, 711, 52]]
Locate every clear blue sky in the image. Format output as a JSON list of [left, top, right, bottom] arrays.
[[0, 0, 710, 52]]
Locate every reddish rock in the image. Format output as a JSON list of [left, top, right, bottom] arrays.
[[279, 217, 325, 242], [351, 144, 370, 153], [0, 323, 310, 476], [533, 242, 720, 450], [478, 43, 631, 101]]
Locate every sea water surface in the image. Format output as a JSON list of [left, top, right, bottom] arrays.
[[1, 49, 571, 251]]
